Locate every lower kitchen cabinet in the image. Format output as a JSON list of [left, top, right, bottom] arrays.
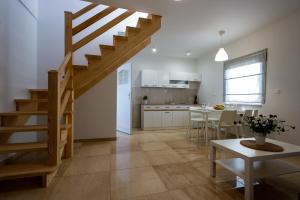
[[142, 110, 189, 130], [172, 111, 189, 127], [162, 111, 173, 128], [142, 111, 162, 128]]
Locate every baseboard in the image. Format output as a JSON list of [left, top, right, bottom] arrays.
[[74, 137, 117, 143]]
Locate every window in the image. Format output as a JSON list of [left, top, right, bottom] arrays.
[[223, 49, 267, 105]]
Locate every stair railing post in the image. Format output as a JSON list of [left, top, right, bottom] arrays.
[[65, 11, 73, 55], [64, 11, 74, 158], [48, 70, 61, 166]]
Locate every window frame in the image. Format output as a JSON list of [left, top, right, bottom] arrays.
[[223, 49, 268, 105]]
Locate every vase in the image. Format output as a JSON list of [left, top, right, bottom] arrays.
[[254, 133, 266, 145], [143, 100, 148, 105]]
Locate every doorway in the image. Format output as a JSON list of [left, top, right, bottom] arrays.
[[116, 63, 132, 134]]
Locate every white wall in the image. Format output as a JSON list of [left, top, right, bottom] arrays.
[[74, 72, 117, 140], [0, 0, 38, 112], [196, 10, 300, 145], [19, 0, 39, 18], [0, 0, 39, 160], [131, 54, 198, 128], [37, 0, 147, 139]]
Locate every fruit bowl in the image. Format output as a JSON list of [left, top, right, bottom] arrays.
[[214, 104, 225, 110]]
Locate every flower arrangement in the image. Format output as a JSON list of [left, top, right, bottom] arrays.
[[244, 114, 295, 137]]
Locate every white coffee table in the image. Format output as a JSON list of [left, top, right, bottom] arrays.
[[210, 138, 300, 200]]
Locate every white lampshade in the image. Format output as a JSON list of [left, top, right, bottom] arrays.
[[215, 48, 229, 62]]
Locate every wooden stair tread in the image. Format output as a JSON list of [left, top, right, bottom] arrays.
[[0, 142, 47, 153], [0, 111, 72, 116], [127, 26, 141, 32], [0, 111, 47, 116], [100, 44, 115, 50], [114, 35, 128, 40], [0, 163, 56, 179], [73, 65, 88, 70], [0, 124, 71, 133], [15, 99, 48, 103], [139, 17, 152, 23], [29, 89, 48, 92], [85, 54, 102, 60]]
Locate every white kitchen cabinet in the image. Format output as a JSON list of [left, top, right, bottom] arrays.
[[143, 111, 162, 128], [158, 72, 170, 87], [187, 73, 202, 82], [141, 105, 199, 130], [169, 71, 188, 81], [172, 111, 189, 127], [141, 70, 158, 87], [162, 111, 173, 128], [169, 72, 201, 82]]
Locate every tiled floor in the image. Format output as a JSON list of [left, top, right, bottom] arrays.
[[1, 129, 300, 200]]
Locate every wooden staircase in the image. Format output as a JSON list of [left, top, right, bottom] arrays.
[[0, 3, 161, 186]]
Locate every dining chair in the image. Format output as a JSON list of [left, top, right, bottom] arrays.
[[211, 110, 238, 139], [207, 111, 222, 127], [187, 108, 205, 141]]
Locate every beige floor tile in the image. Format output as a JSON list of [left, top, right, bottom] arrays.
[[111, 140, 142, 153], [136, 134, 160, 144], [141, 142, 172, 151], [174, 147, 208, 162], [154, 163, 212, 190], [46, 172, 110, 200], [124, 191, 174, 200], [111, 167, 167, 200], [75, 142, 111, 157], [111, 151, 151, 170], [168, 185, 233, 200], [166, 140, 197, 149], [146, 149, 185, 165], [2, 130, 299, 200], [63, 155, 110, 176]]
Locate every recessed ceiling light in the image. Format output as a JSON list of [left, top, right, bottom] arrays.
[[152, 48, 157, 53], [186, 51, 191, 56], [173, 0, 182, 2]]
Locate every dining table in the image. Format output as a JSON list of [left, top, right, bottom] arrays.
[[189, 107, 244, 142]]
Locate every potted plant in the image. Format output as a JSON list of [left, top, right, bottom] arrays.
[[244, 114, 295, 145], [143, 95, 148, 105]]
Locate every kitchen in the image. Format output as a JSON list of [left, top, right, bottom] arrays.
[[130, 54, 201, 132]]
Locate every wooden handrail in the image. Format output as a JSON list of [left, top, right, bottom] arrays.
[[60, 68, 71, 94], [72, 10, 135, 52], [72, 3, 99, 19], [58, 52, 72, 74], [73, 6, 117, 35]]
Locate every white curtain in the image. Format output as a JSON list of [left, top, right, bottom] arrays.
[[223, 49, 267, 104]]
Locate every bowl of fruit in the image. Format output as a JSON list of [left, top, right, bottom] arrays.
[[214, 104, 225, 110]]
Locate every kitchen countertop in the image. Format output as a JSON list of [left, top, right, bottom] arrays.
[[141, 104, 200, 111]]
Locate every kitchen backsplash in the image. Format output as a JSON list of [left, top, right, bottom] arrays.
[[133, 87, 198, 105]]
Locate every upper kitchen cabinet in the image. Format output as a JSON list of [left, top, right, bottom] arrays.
[[169, 72, 201, 82], [187, 73, 202, 82], [141, 70, 159, 87], [141, 70, 201, 88], [158, 72, 170, 87], [169, 71, 188, 81]]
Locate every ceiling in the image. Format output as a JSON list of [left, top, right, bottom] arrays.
[[87, 0, 300, 58]]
